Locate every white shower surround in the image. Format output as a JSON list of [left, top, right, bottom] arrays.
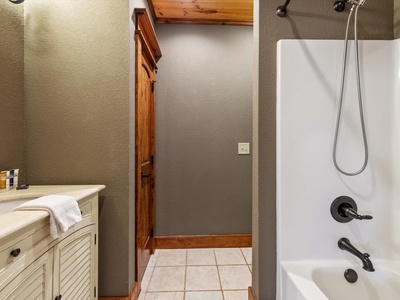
[[277, 39, 400, 299]]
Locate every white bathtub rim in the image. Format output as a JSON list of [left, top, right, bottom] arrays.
[[279, 259, 400, 300], [280, 261, 329, 300]]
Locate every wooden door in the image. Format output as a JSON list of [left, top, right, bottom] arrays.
[[134, 8, 162, 289]]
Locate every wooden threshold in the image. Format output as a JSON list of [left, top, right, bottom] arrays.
[[155, 234, 252, 249], [99, 281, 138, 300], [248, 286, 257, 300]]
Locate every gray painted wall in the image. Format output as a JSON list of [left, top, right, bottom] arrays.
[[0, 2, 25, 182], [154, 24, 253, 236], [24, 0, 131, 297], [254, 1, 394, 299]]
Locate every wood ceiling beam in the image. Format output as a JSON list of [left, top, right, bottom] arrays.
[[146, 0, 253, 26]]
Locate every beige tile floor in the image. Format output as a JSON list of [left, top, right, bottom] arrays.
[[138, 248, 252, 300]]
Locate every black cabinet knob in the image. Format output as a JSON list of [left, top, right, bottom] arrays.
[[10, 248, 21, 258], [55, 295, 62, 300]]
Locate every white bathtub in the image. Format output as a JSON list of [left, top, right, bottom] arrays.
[[280, 261, 400, 300]]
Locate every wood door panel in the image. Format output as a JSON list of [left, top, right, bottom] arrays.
[[138, 63, 151, 162], [134, 8, 160, 291], [135, 50, 153, 285]]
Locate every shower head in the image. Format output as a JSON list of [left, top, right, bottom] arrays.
[[334, 0, 366, 12]]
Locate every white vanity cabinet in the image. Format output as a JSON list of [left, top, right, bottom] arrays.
[[0, 191, 99, 300]]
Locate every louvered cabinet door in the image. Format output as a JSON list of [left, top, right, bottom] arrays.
[[0, 249, 53, 300], [53, 225, 97, 300]]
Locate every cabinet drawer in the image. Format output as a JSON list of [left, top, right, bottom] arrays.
[[78, 196, 97, 226], [80, 200, 92, 218], [0, 226, 50, 271], [0, 224, 49, 281]]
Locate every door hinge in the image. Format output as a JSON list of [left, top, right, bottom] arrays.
[[151, 155, 155, 165], [151, 80, 156, 92], [150, 228, 154, 238], [94, 287, 97, 298], [94, 234, 97, 245]]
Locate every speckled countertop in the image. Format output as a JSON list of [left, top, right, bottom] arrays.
[[0, 185, 105, 240]]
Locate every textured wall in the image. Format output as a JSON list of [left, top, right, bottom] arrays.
[[155, 24, 253, 236], [396, 0, 400, 37], [254, 1, 394, 299], [24, 0, 130, 296], [0, 2, 25, 181]]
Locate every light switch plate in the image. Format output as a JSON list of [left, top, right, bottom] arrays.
[[238, 143, 250, 155]]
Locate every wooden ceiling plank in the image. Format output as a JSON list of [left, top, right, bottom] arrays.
[[154, 3, 252, 10], [153, 0, 251, 3], [155, 9, 252, 19], [155, 17, 253, 26], [147, 0, 253, 26]]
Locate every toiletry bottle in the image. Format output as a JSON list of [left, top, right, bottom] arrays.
[[0, 171, 8, 192]]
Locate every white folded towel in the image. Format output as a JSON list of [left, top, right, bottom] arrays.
[[14, 195, 82, 239]]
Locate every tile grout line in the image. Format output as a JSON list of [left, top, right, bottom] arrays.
[[147, 250, 161, 299], [243, 247, 253, 274], [141, 250, 158, 300], [183, 249, 188, 300], [239, 247, 248, 264], [143, 266, 154, 300], [214, 248, 226, 300]]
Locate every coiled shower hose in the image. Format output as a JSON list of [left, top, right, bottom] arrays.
[[333, 4, 368, 176]]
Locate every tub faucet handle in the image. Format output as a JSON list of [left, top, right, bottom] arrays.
[[343, 207, 373, 220], [331, 196, 373, 223]]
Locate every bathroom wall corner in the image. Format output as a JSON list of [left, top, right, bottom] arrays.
[[128, 0, 136, 291], [0, 1, 25, 182], [252, 0, 260, 298], [395, 0, 400, 38]]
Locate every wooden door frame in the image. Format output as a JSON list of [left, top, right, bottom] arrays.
[[133, 7, 162, 292], [134, 9, 162, 67]]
